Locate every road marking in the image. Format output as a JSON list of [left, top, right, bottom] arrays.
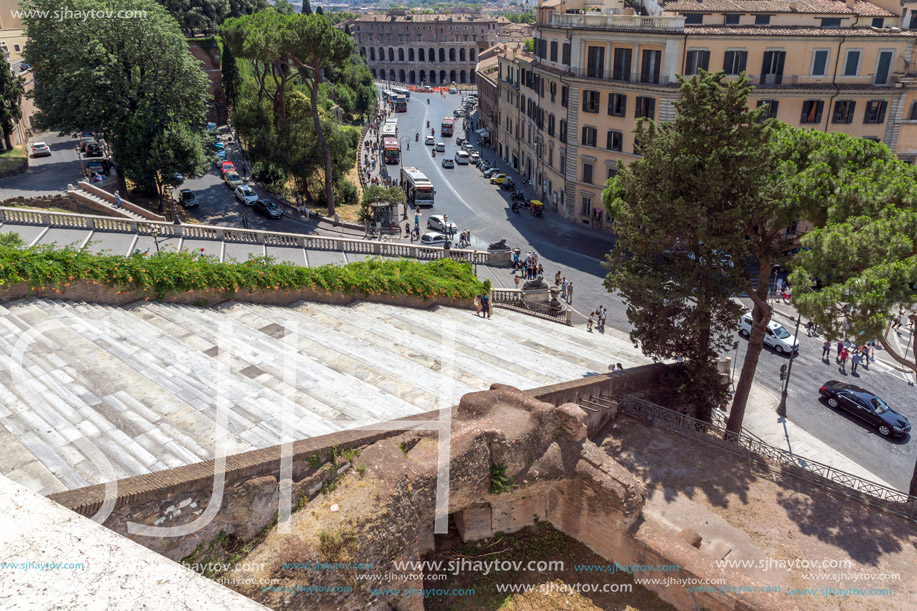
[[420, 101, 475, 214]]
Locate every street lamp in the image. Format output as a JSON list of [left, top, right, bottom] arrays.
[[777, 313, 802, 417]]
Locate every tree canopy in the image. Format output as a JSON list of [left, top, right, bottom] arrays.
[[0, 53, 24, 150], [24, 0, 212, 197], [155, 0, 268, 35]]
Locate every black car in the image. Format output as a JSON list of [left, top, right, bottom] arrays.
[[179, 189, 199, 208], [818, 381, 911, 437], [84, 142, 104, 157], [253, 199, 282, 219]]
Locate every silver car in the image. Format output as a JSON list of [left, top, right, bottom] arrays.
[[235, 184, 258, 205]]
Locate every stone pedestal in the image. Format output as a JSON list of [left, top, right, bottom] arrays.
[[521, 287, 549, 303]]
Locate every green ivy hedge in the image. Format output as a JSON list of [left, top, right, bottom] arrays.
[[0, 242, 483, 301]]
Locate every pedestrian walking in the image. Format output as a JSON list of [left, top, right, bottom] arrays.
[[474, 295, 482, 317], [892, 308, 904, 330], [566, 281, 574, 304], [481, 293, 491, 319], [839, 348, 849, 372], [851, 352, 861, 373], [598, 307, 606, 331], [587, 314, 594, 332], [555, 271, 561, 286], [806, 321, 814, 337], [822, 340, 831, 360], [560, 277, 567, 299], [836, 341, 845, 362], [783, 284, 792, 304], [114, 190, 122, 208], [514, 274, 520, 289]]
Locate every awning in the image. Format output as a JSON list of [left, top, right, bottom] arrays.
[[476, 129, 490, 137]]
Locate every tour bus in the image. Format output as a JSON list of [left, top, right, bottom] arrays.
[[382, 137, 400, 164], [394, 95, 408, 113], [441, 117, 455, 137], [381, 123, 397, 140], [400, 167, 435, 208], [392, 87, 410, 101]]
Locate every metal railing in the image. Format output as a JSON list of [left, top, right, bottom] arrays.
[[0, 207, 494, 265], [619, 394, 917, 521], [566, 67, 676, 87], [551, 13, 685, 30]]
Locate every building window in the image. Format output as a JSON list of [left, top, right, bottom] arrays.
[[761, 50, 785, 84], [582, 162, 594, 184], [874, 50, 893, 85], [562, 42, 571, 65], [561, 85, 568, 108], [550, 81, 556, 102], [755, 15, 771, 25], [820, 18, 842, 28], [723, 50, 747, 75], [560, 151, 566, 170], [864, 100, 888, 124], [582, 90, 600, 113], [635, 96, 655, 120], [548, 114, 555, 136], [725, 14, 741, 25], [909, 101, 917, 121], [550, 40, 558, 62], [640, 49, 661, 84], [684, 14, 703, 25], [559, 119, 567, 141], [586, 46, 605, 79], [755, 100, 780, 121], [607, 130, 623, 152], [607, 165, 618, 180], [608, 93, 626, 117], [871, 17, 884, 28], [13, 44, 20, 53], [685, 50, 710, 76], [843, 50, 861, 76], [800, 100, 824, 124], [581, 196, 592, 217], [581, 126, 597, 147], [832, 100, 856, 124], [811, 49, 829, 76], [613, 48, 632, 81]]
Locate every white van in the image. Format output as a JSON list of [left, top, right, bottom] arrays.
[[455, 151, 470, 165], [738, 313, 799, 354]]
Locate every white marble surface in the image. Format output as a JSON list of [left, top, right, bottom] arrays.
[[0, 473, 267, 610]]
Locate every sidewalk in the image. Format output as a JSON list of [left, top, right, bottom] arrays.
[[737, 382, 897, 490]]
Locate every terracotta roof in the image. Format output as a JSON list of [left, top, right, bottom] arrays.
[[663, 0, 895, 17], [686, 24, 917, 35], [354, 13, 504, 23]]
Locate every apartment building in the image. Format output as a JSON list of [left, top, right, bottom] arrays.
[[352, 11, 509, 86], [0, 0, 26, 62], [494, 0, 917, 229]]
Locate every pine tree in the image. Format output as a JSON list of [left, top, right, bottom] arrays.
[[0, 54, 24, 151]]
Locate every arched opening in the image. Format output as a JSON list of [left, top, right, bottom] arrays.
[[371, 68, 377, 78], [369, 48, 375, 61], [439, 48, 445, 63], [408, 48, 414, 62], [419, 48, 425, 62], [419, 69, 426, 83], [470, 48, 476, 62], [379, 47, 385, 61], [429, 48, 435, 63], [388, 48, 394, 62], [459, 48, 466, 62], [389, 69, 396, 81], [429, 71, 436, 85], [460, 69, 466, 84], [450, 69, 456, 83], [398, 69, 405, 82], [409, 70, 415, 84], [360, 47, 366, 58], [449, 48, 456, 62], [398, 48, 404, 62], [439, 69, 446, 83]]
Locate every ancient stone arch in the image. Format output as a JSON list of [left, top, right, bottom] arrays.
[[398, 48, 404, 62], [459, 48, 466, 62], [439, 48, 445, 63], [449, 48, 456, 62], [408, 48, 414, 62]]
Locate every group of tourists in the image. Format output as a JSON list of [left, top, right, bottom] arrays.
[[558, 276, 574, 304], [823, 340, 875, 374], [587, 306, 607, 332], [474, 292, 492, 319], [512, 251, 541, 280]]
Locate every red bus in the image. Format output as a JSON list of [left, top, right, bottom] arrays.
[[441, 117, 455, 137], [394, 95, 407, 112], [382, 137, 400, 164]]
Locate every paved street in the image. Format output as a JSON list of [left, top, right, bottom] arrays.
[[0, 132, 85, 199]]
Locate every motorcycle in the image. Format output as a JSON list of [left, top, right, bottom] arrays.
[[431, 128, 435, 136], [415, 133, 419, 142], [426, 120, 430, 128], [432, 149, 436, 158], [511, 202, 521, 213], [427, 98, 430, 104]]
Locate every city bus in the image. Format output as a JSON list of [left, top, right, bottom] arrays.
[[441, 117, 455, 137], [382, 136, 400, 164], [400, 166, 435, 208], [394, 95, 408, 113], [381, 123, 397, 140], [392, 87, 410, 101]]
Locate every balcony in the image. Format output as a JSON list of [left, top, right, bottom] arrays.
[[550, 13, 685, 31], [567, 67, 677, 86]]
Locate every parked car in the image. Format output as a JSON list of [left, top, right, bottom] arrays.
[[427, 215, 457, 234], [85, 159, 111, 175], [425, 135, 435, 146], [79, 139, 99, 153], [455, 151, 470, 165], [220, 161, 236, 175], [490, 173, 507, 184], [421, 231, 449, 246], [441, 158, 455, 169], [738, 313, 799, 354], [453, 109, 465, 118], [30, 142, 51, 157], [84, 142, 104, 157], [20, 62, 30, 72], [470, 153, 481, 165], [448, 87, 458, 94], [456, 137, 465, 147], [178, 189, 199, 208], [818, 382, 911, 437], [213, 141, 226, 159], [435, 142, 445, 152], [235, 184, 258, 205], [482, 168, 499, 178], [207, 122, 219, 134], [252, 199, 282, 219], [224, 171, 243, 188]]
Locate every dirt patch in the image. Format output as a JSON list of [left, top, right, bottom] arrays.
[[422, 520, 673, 611]]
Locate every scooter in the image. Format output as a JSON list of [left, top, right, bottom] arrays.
[[415, 133, 419, 142], [511, 202, 521, 213], [432, 149, 436, 158]]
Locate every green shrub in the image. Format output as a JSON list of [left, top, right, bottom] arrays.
[[0, 243, 483, 301]]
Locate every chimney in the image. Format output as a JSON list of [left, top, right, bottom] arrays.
[[845, 0, 856, 8], [788, 0, 799, 9]]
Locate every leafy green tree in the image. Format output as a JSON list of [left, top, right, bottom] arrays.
[[524, 38, 534, 53], [24, 0, 211, 195], [156, 0, 227, 35], [221, 44, 241, 109], [0, 54, 24, 151], [145, 123, 212, 213], [604, 72, 777, 421]]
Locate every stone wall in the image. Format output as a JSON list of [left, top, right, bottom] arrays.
[[0, 194, 119, 217]]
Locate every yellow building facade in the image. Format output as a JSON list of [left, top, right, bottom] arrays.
[[493, 0, 917, 229]]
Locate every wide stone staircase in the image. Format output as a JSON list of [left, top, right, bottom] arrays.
[[0, 299, 648, 496]]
